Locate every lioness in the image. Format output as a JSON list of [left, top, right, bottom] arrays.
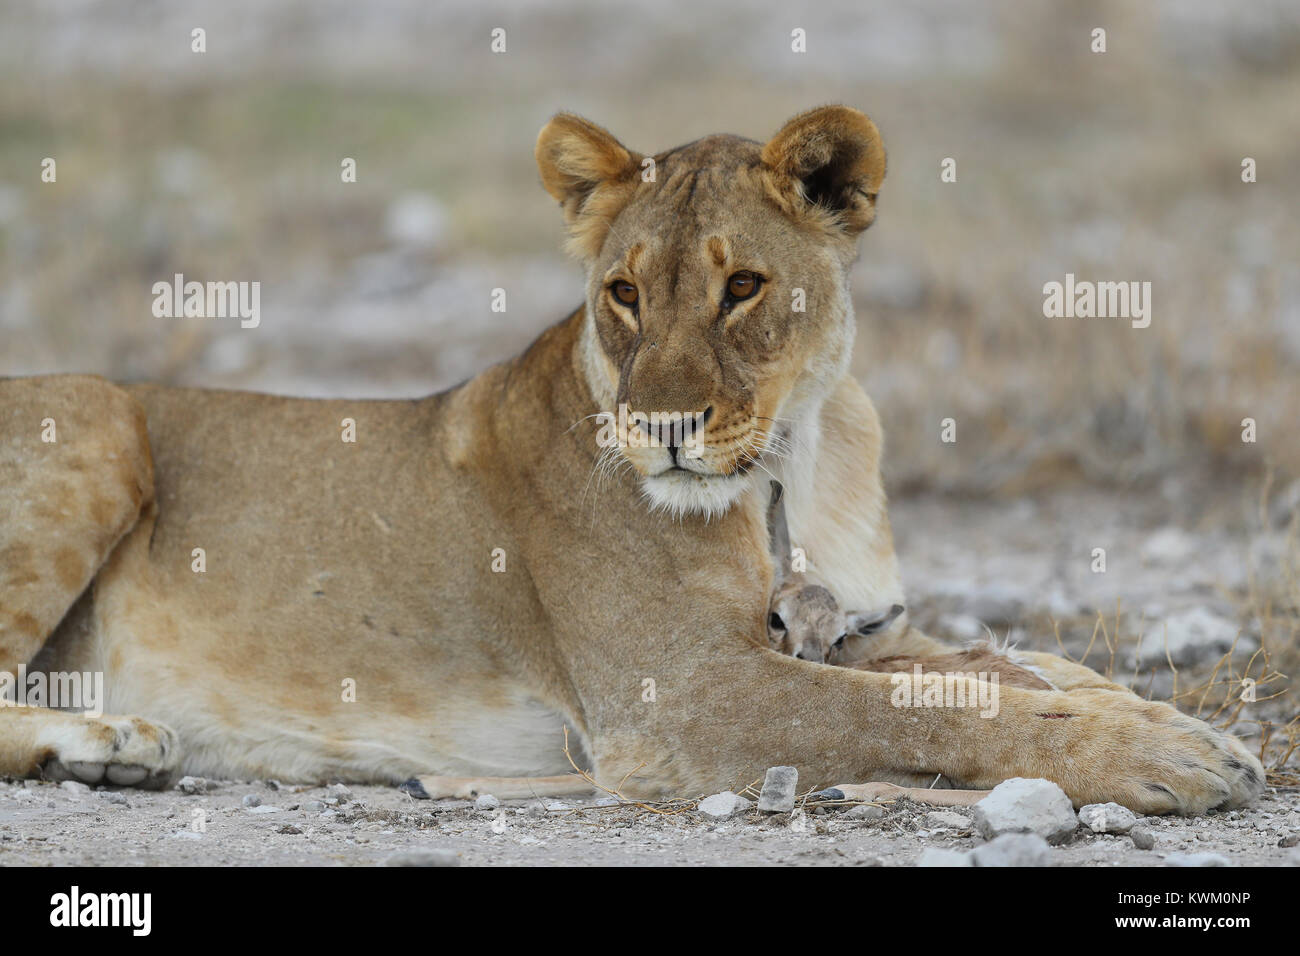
[[0, 106, 1263, 814]]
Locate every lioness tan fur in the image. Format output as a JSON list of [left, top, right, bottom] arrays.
[[0, 106, 1264, 813]]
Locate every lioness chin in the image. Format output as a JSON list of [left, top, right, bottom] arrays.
[[0, 106, 1263, 815]]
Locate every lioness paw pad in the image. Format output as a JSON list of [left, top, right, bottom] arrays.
[[38, 715, 179, 790]]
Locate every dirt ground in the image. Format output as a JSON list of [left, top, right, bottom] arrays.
[[2, 778, 1298, 868], [3, 486, 1296, 867]]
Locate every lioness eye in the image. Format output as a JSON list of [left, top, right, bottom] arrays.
[[726, 271, 759, 302], [769, 612, 786, 632], [612, 281, 638, 307]]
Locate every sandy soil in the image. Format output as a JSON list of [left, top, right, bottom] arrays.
[[2, 778, 1297, 868]]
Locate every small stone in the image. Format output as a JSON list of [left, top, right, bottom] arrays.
[[277, 824, 303, 835], [304, 800, 327, 812], [757, 766, 798, 813], [594, 795, 619, 807], [524, 801, 547, 818], [545, 801, 572, 812], [175, 776, 213, 794], [924, 810, 971, 830], [1130, 825, 1156, 850], [843, 804, 885, 821], [917, 847, 973, 867], [100, 791, 129, 806], [973, 778, 1078, 845], [1165, 851, 1230, 867], [1277, 833, 1299, 848], [247, 805, 282, 814], [241, 793, 262, 808], [474, 794, 500, 811], [326, 783, 353, 804], [383, 848, 460, 867], [969, 833, 1052, 867], [697, 791, 753, 819], [1078, 802, 1138, 834], [60, 780, 90, 795]]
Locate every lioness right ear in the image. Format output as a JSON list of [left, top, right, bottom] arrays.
[[535, 113, 643, 258], [761, 105, 886, 236]]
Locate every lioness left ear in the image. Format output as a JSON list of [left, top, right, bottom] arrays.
[[761, 105, 886, 236]]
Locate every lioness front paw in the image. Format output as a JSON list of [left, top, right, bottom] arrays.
[[38, 714, 179, 789], [1061, 691, 1264, 814]]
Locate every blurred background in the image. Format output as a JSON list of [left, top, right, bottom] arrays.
[[1, 0, 1297, 772]]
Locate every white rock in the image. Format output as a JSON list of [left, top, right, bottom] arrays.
[[973, 778, 1078, 845], [917, 847, 973, 867], [326, 783, 353, 804], [473, 794, 500, 811], [970, 833, 1052, 866], [1165, 851, 1230, 867], [60, 780, 90, 795], [241, 793, 262, 807], [1132, 608, 1257, 668], [697, 791, 753, 819], [1078, 802, 1138, 834], [384, 193, 448, 247], [1142, 526, 1197, 564], [247, 804, 282, 813], [757, 766, 798, 813], [1130, 825, 1156, 850], [924, 810, 971, 830], [594, 795, 619, 807], [175, 775, 211, 794], [844, 804, 885, 821]]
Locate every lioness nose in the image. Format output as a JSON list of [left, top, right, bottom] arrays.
[[633, 406, 713, 448]]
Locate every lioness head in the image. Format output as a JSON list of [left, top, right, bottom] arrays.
[[536, 106, 885, 517]]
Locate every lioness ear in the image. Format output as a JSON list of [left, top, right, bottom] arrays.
[[761, 105, 886, 236], [535, 113, 642, 258]]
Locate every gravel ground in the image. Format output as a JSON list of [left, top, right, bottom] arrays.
[[2, 778, 1297, 867]]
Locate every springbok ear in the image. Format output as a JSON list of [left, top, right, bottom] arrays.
[[535, 113, 643, 258], [765, 480, 793, 580], [847, 604, 905, 636], [760, 106, 886, 236]]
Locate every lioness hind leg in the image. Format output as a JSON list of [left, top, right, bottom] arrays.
[[401, 774, 593, 800], [0, 707, 179, 787]]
